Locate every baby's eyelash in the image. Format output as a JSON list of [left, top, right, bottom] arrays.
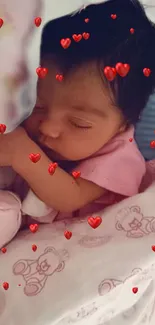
[[70, 121, 92, 129]]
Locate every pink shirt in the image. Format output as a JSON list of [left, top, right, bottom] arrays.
[[10, 126, 146, 222], [57, 126, 146, 219]]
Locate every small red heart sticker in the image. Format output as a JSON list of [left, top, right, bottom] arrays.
[[150, 140, 155, 149], [88, 216, 102, 229], [143, 68, 151, 77], [111, 14, 117, 19], [104, 66, 117, 81], [82, 32, 90, 40], [0, 124, 6, 134], [32, 244, 37, 252], [29, 224, 39, 233], [56, 74, 64, 82], [132, 287, 138, 294], [36, 67, 48, 78], [29, 153, 41, 163], [60, 38, 71, 49], [1, 247, 7, 254], [72, 171, 81, 179], [84, 18, 89, 23], [152, 245, 155, 252], [72, 34, 82, 42], [52, 162, 58, 168], [0, 18, 4, 28], [129, 138, 133, 142], [48, 162, 58, 175], [3, 282, 9, 290], [130, 28, 135, 34], [64, 230, 72, 240], [34, 17, 42, 27], [116, 63, 130, 77]]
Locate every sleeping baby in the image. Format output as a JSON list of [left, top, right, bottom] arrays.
[[0, 0, 155, 248]]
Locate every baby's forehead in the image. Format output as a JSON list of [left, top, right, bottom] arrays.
[[40, 60, 105, 95], [38, 59, 113, 114]]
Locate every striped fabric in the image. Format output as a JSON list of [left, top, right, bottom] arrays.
[[135, 92, 155, 160]]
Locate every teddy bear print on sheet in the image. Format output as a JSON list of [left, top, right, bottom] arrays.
[[52, 263, 155, 325], [12, 246, 69, 296], [115, 205, 155, 238], [97, 264, 155, 325]]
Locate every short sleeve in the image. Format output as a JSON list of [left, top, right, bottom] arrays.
[[76, 139, 146, 197]]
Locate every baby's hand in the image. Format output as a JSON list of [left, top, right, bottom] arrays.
[[0, 126, 30, 167]]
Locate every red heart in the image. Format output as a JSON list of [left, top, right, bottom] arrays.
[[130, 28, 135, 34], [132, 287, 138, 294], [111, 14, 117, 19], [72, 34, 82, 42], [72, 171, 81, 179], [3, 282, 9, 290], [48, 162, 58, 175], [29, 224, 39, 233], [52, 162, 58, 168], [60, 38, 71, 49], [152, 245, 155, 252], [129, 138, 133, 142], [64, 230, 72, 240], [1, 247, 7, 254], [34, 17, 42, 27], [115, 63, 130, 77], [56, 74, 64, 82], [82, 32, 90, 40], [88, 216, 102, 229], [36, 67, 48, 78], [0, 124, 6, 134], [150, 140, 155, 149], [104, 66, 116, 81], [29, 153, 41, 163], [32, 244, 37, 252], [0, 18, 4, 28], [84, 18, 89, 23], [143, 68, 151, 77]]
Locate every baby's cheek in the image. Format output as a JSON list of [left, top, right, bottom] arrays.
[[24, 114, 40, 136]]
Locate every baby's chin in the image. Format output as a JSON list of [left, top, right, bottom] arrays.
[[36, 138, 84, 162]]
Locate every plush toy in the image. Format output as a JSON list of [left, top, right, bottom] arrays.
[[0, 0, 40, 248], [0, 0, 92, 248]]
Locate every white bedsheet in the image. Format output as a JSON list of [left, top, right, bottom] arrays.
[[0, 182, 155, 325]]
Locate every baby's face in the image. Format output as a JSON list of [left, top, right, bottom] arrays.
[[24, 60, 125, 161]]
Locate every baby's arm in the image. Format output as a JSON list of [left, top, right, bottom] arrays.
[[12, 134, 105, 213]]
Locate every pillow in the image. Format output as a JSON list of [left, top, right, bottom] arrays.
[[135, 92, 155, 160]]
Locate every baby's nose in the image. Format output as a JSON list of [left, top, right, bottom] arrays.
[[39, 119, 62, 138]]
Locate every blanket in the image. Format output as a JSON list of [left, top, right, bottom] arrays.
[[0, 179, 155, 325]]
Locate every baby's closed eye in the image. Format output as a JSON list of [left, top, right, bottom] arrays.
[[69, 117, 93, 129]]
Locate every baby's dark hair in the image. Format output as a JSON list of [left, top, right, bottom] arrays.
[[40, 0, 155, 124]]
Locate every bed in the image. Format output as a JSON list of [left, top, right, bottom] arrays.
[[0, 0, 155, 324]]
